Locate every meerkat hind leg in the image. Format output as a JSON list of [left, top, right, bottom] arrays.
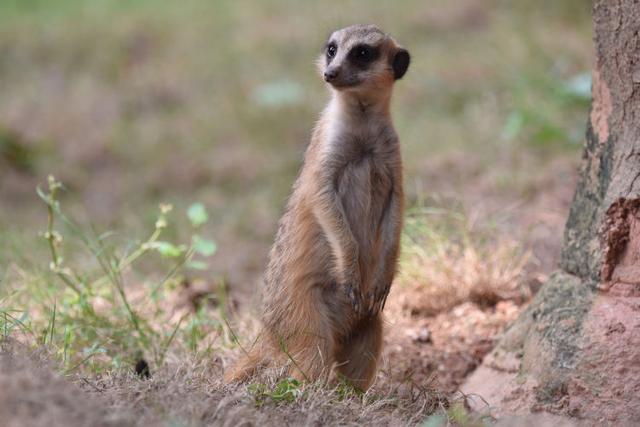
[[281, 289, 336, 384], [333, 314, 383, 391]]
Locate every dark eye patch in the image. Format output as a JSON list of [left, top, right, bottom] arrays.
[[348, 44, 380, 68]]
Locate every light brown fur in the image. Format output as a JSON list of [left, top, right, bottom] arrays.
[[225, 25, 410, 390]]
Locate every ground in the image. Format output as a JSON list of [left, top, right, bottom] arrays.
[[0, 1, 592, 425], [0, 150, 578, 426]]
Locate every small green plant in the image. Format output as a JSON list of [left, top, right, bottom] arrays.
[[247, 376, 365, 409], [1, 175, 227, 373], [422, 402, 493, 427], [248, 377, 303, 407], [331, 375, 363, 401]]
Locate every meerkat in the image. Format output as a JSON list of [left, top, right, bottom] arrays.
[[224, 24, 409, 391]]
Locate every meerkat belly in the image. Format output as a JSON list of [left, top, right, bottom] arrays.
[[337, 156, 392, 274]]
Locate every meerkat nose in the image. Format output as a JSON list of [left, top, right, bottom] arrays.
[[324, 68, 339, 82]]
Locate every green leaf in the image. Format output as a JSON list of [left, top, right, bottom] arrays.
[[193, 235, 217, 257], [186, 260, 209, 270], [501, 110, 525, 141], [187, 203, 209, 227], [153, 241, 186, 258], [270, 378, 302, 402]]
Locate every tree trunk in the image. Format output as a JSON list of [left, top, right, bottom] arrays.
[[462, 1, 640, 423]]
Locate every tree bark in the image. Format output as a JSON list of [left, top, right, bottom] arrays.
[[462, 1, 640, 423]]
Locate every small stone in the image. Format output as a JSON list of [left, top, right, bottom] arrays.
[[415, 327, 432, 344]]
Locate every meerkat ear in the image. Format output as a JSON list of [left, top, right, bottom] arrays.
[[392, 48, 410, 80]]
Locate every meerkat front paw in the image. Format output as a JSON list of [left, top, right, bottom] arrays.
[[344, 283, 363, 313], [364, 288, 389, 317]]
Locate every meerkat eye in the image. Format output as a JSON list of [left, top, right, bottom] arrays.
[[349, 44, 378, 66], [356, 46, 372, 61], [327, 43, 337, 58]]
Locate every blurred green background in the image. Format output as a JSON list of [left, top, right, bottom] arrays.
[[0, 0, 592, 289]]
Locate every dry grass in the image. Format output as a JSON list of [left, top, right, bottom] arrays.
[[1, 337, 456, 427], [397, 206, 531, 316], [0, 340, 132, 427], [97, 364, 446, 426]]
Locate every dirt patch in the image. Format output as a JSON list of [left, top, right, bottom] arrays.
[[383, 298, 521, 394], [384, 153, 577, 396]]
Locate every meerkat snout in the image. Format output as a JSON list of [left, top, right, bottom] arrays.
[[319, 24, 410, 91], [323, 67, 339, 82]]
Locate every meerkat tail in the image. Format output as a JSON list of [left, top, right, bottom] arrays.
[[223, 346, 265, 383]]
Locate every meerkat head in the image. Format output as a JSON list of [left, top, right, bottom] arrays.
[[318, 24, 410, 97]]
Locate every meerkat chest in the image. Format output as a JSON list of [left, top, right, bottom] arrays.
[[330, 127, 398, 235], [332, 123, 398, 181]]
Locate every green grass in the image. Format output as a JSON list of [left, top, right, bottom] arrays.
[[248, 377, 304, 407]]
